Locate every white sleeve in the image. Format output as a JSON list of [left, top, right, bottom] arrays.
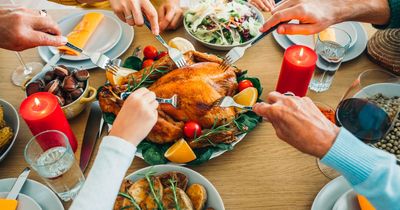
[[69, 136, 136, 210]]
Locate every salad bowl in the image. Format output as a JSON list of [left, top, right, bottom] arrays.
[[183, 0, 264, 51]]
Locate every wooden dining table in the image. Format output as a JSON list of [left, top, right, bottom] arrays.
[[0, 9, 381, 210]]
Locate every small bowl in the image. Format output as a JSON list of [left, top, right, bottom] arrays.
[[0, 192, 42, 210], [183, 3, 264, 51], [125, 165, 225, 210], [23, 65, 97, 119], [0, 99, 20, 162]]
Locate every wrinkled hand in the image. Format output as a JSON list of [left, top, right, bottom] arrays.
[[109, 88, 159, 147], [109, 0, 159, 34], [0, 7, 66, 51], [253, 91, 340, 158], [248, 0, 275, 12], [260, 0, 390, 35], [158, 0, 183, 32]]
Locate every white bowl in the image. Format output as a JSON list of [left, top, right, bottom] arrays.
[[0, 99, 20, 162], [125, 165, 225, 210], [0, 192, 42, 210], [332, 189, 360, 210], [183, 3, 264, 51]]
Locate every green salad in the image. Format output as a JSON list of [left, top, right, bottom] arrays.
[[184, 0, 262, 45]]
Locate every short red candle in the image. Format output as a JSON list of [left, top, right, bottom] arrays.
[[276, 45, 317, 97], [20, 92, 77, 152]]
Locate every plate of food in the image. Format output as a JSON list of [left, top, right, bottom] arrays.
[[0, 99, 19, 162], [114, 165, 224, 210], [98, 48, 263, 165], [49, 11, 122, 61], [183, 0, 264, 51]]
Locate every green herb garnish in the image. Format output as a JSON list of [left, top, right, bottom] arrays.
[[144, 170, 164, 210], [118, 192, 141, 210], [168, 179, 181, 210]]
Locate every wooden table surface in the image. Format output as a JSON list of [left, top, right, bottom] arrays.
[[0, 10, 381, 210]]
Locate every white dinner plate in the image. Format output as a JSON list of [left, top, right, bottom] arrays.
[[311, 176, 352, 210], [272, 22, 367, 62], [0, 178, 64, 210], [286, 21, 358, 49], [49, 12, 122, 61], [125, 165, 225, 210], [0, 192, 42, 210], [38, 10, 134, 70], [332, 189, 361, 210]]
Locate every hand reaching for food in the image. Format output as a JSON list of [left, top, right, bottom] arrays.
[[109, 88, 159, 147], [248, 0, 275, 12], [108, 0, 159, 34], [158, 0, 184, 32], [253, 91, 340, 158], [0, 7, 67, 51]]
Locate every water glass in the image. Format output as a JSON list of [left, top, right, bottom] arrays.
[[309, 27, 352, 92], [24, 130, 85, 201]]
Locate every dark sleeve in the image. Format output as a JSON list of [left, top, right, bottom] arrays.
[[373, 0, 400, 29]]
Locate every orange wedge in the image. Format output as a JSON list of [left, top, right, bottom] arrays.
[[233, 87, 258, 108], [168, 37, 195, 53], [164, 139, 197, 163], [106, 67, 136, 86]]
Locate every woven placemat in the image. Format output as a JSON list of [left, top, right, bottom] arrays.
[[367, 29, 400, 75]]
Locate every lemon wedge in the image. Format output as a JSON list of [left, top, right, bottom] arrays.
[[168, 37, 195, 53], [106, 67, 136, 86], [164, 139, 197, 163], [233, 87, 258, 111]]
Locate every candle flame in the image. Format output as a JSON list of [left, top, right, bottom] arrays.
[[34, 98, 40, 106], [299, 48, 304, 57]]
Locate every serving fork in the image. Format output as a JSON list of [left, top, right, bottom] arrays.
[[219, 22, 286, 71], [120, 92, 179, 108], [142, 16, 187, 68], [215, 96, 253, 111]]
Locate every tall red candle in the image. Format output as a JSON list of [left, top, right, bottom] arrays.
[[276, 45, 317, 97], [20, 92, 77, 152]]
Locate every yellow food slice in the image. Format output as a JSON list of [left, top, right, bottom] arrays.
[[0, 199, 18, 210], [164, 139, 197, 163], [106, 67, 136, 86], [168, 37, 195, 53], [315, 28, 337, 43], [233, 87, 258, 107], [357, 195, 375, 210], [58, 12, 104, 55]]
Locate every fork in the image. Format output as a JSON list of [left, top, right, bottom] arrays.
[[215, 96, 252, 111], [220, 22, 286, 70], [120, 92, 179, 108], [142, 16, 187, 68], [65, 42, 117, 69]]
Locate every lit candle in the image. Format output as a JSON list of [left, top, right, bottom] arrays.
[[276, 45, 317, 97], [20, 92, 78, 152]]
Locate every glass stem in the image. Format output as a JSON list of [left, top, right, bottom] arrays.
[[15, 52, 32, 75]]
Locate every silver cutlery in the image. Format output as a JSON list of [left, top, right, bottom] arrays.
[[220, 22, 286, 70], [120, 92, 179, 108], [142, 16, 187, 68], [6, 167, 30, 200], [65, 42, 117, 70], [215, 96, 252, 111]]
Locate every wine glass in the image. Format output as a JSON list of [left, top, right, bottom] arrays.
[[8, 0, 44, 86]]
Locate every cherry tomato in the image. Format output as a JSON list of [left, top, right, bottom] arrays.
[[142, 59, 154, 68], [238, 80, 254, 92], [183, 121, 202, 139], [156, 51, 168, 60], [143, 45, 158, 60]]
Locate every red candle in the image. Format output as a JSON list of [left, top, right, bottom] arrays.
[[20, 92, 77, 152], [276, 45, 317, 97]]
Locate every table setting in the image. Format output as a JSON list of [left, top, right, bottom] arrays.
[[0, 0, 398, 209]]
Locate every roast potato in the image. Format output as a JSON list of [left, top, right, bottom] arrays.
[[162, 187, 194, 210], [127, 177, 163, 209], [186, 184, 207, 210], [113, 180, 134, 210], [158, 171, 189, 191]]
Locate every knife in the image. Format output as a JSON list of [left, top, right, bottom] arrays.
[[80, 101, 104, 172], [6, 167, 30, 200]]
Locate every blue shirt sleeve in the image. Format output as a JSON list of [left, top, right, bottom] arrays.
[[321, 128, 400, 209]]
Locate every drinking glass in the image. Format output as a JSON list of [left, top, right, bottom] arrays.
[[309, 27, 352, 92], [24, 130, 85, 201]]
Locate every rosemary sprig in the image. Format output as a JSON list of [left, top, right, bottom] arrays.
[[193, 118, 233, 145], [145, 170, 164, 210], [118, 192, 141, 210], [128, 65, 168, 91], [168, 179, 181, 210]]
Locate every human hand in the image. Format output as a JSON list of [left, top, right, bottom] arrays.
[[109, 0, 159, 34], [248, 0, 275, 12], [253, 91, 340, 158], [0, 7, 66, 51], [260, 0, 390, 35], [109, 88, 159, 147], [158, 0, 183, 32]]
